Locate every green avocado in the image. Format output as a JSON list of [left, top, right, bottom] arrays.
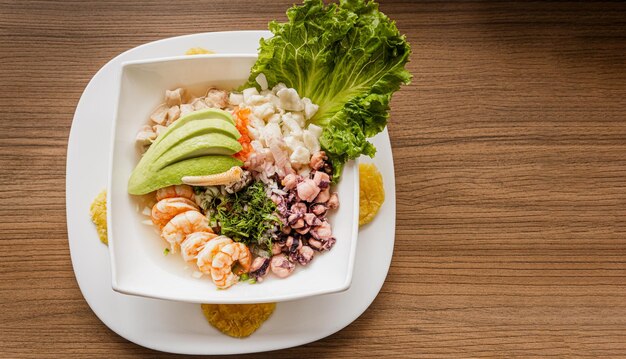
[[127, 108, 244, 195], [154, 132, 242, 170], [152, 108, 236, 147], [128, 155, 243, 195], [150, 119, 241, 162]]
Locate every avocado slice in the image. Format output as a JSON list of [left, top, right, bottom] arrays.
[[130, 120, 241, 179], [154, 132, 242, 170], [152, 108, 235, 148], [127, 108, 245, 195], [128, 155, 243, 195], [150, 119, 241, 162]]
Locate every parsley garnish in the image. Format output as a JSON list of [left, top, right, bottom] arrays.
[[213, 181, 280, 249]]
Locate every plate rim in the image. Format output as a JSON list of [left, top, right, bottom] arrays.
[[66, 30, 396, 355]]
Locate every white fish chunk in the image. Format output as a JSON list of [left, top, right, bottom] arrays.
[[307, 123, 323, 138], [229, 93, 244, 106], [243, 87, 259, 104], [253, 102, 275, 120], [180, 103, 194, 116], [272, 83, 287, 94], [165, 88, 184, 106], [302, 97, 319, 120], [303, 129, 321, 154], [267, 113, 282, 124], [150, 104, 168, 125], [277, 88, 304, 111], [166, 105, 180, 124], [191, 98, 208, 110], [290, 146, 311, 166], [255, 73, 269, 91], [136, 125, 156, 145], [205, 88, 228, 109], [282, 113, 303, 137]]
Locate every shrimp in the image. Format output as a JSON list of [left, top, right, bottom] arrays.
[[196, 235, 233, 274], [156, 185, 195, 202], [151, 197, 199, 229], [210, 242, 251, 289], [161, 210, 212, 253], [180, 232, 217, 262]]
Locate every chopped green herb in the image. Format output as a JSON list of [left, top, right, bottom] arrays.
[[163, 248, 170, 256], [213, 181, 281, 249], [240, 273, 249, 281]]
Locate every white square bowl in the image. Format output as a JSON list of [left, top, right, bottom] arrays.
[[108, 54, 359, 304]]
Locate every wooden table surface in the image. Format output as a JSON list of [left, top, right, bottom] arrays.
[[2, 1, 626, 357]]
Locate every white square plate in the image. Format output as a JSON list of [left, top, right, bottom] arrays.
[[107, 54, 359, 303]]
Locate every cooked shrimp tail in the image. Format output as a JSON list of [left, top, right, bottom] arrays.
[[210, 242, 251, 289], [151, 197, 198, 229], [180, 232, 217, 262], [161, 210, 212, 253], [156, 184, 195, 201]]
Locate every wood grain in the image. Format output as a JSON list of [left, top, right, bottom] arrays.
[[1, 1, 625, 357]]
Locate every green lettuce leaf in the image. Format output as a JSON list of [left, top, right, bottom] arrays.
[[244, 0, 411, 180]]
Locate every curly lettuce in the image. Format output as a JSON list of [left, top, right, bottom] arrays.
[[244, 0, 411, 179]]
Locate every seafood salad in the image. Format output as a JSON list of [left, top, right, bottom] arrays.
[[126, 0, 411, 290], [132, 84, 340, 289]]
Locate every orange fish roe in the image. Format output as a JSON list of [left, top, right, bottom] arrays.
[[233, 107, 254, 162]]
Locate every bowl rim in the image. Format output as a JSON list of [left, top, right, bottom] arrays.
[[119, 53, 259, 69], [106, 53, 360, 303]]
